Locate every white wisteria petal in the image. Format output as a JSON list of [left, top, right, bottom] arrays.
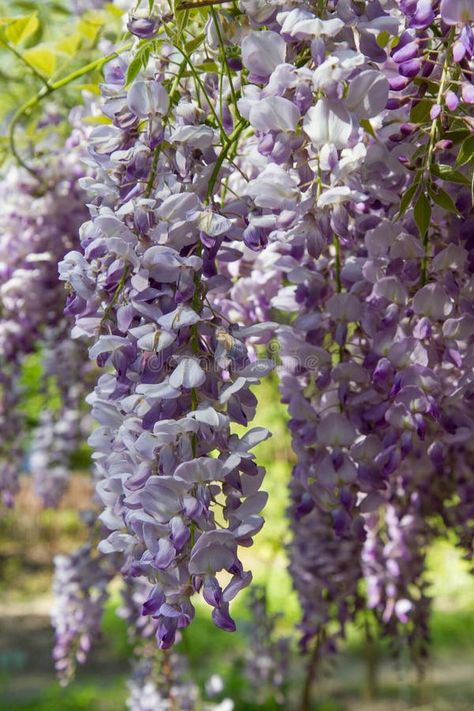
[[327, 293, 362, 322], [440, 0, 474, 25], [89, 336, 129, 359], [372, 276, 408, 305], [278, 8, 344, 39], [413, 284, 454, 320], [175, 457, 224, 484], [170, 125, 215, 148], [248, 96, 300, 132], [317, 413, 357, 447], [158, 305, 201, 330], [345, 70, 389, 119], [244, 164, 299, 209], [169, 357, 206, 389], [241, 30, 286, 78], [303, 99, 352, 149], [317, 186, 366, 207], [196, 210, 232, 237], [155, 193, 202, 222], [127, 80, 169, 117], [431, 244, 467, 271]]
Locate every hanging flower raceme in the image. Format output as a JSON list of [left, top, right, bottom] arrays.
[[217, 0, 396, 651], [0, 140, 88, 506], [29, 329, 91, 507], [120, 579, 235, 709], [0, 155, 86, 367], [0, 0, 468, 685], [126, 651, 234, 711], [60, 13, 274, 649], [30, 408, 82, 507], [0, 374, 24, 507], [52, 544, 116, 684], [213, 0, 474, 658], [244, 586, 290, 705], [362, 497, 433, 664], [126, 654, 199, 711], [4, 7, 474, 711]]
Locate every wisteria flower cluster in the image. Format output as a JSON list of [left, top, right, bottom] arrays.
[[0, 138, 88, 506], [58, 30, 274, 648], [1, 0, 474, 706], [202, 0, 474, 660], [244, 585, 290, 705], [58, 0, 474, 660], [52, 543, 116, 684]]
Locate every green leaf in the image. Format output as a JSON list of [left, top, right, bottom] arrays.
[[4, 12, 38, 45], [23, 46, 56, 76], [411, 144, 427, 162], [83, 115, 113, 125], [73, 82, 101, 94], [77, 10, 106, 41], [413, 78, 439, 94], [360, 118, 376, 140], [456, 135, 474, 167], [431, 164, 470, 185], [414, 190, 431, 237], [397, 179, 420, 218], [103, 3, 124, 18], [125, 53, 143, 86], [185, 32, 205, 54], [428, 184, 458, 214], [443, 128, 471, 145], [376, 31, 390, 48], [175, 4, 188, 44], [125, 44, 151, 87], [390, 35, 400, 50], [410, 99, 432, 124], [196, 61, 218, 72], [55, 33, 82, 55], [83, 9, 107, 23]]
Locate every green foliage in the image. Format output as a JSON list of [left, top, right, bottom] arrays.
[[0, 0, 126, 168], [375, 30, 390, 48], [456, 135, 474, 167], [101, 600, 134, 661], [69, 443, 92, 470], [18, 351, 61, 428], [231, 375, 300, 624], [398, 179, 420, 219], [2, 13, 39, 45], [409, 98, 431, 124], [2, 680, 126, 711], [428, 182, 459, 215], [125, 40, 153, 87], [2, 387, 474, 708], [413, 189, 431, 237], [22, 45, 56, 76], [431, 163, 471, 185]]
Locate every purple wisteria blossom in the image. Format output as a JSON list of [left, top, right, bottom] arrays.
[[6, 0, 468, 683], [244, 586, 290, 705], [60, 18, 273, 648], [52, 545, 116, 683], [220, 0, 474, 658], [0, 140, 88, 506], [1, 0, 473, 707]]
